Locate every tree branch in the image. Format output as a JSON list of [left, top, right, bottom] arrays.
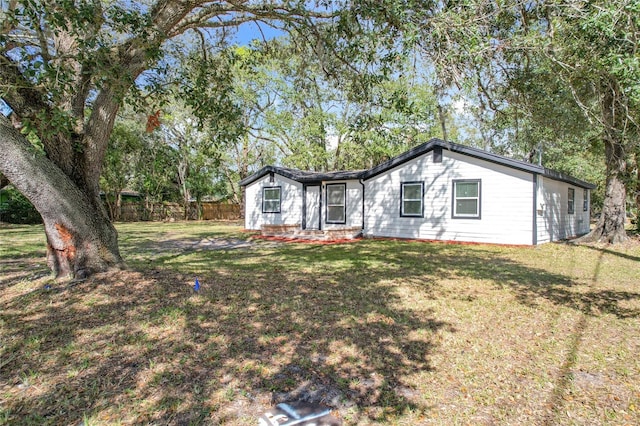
[[0, 54, 49, 120]]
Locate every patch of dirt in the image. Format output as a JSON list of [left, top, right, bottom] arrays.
[[149, 235, 362, 252], [158, 237, 256, 250], [149, 237, 283, 252], [250, 235, 363, 245]]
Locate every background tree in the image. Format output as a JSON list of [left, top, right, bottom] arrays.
[[0, 185, 42, 224], [343, 68, 444, 169], [212, 45, 276, 206], [153, 107, 223, 220], [134, 136, 181, 219], [101, 120, 145, 221], [215, 39, 444, 173]]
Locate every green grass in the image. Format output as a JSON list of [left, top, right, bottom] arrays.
[[1, 221, 639, 425]]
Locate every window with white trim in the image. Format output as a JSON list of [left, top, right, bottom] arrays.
[[262, 186, 281, 213], [568, 188, 575, 215], [452, 180, 481, 219], [401, 182, 424, 217], [326, 184, 346, 224], [583, 189, 588, 212]]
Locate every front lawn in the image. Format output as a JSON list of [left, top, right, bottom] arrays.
[[1, 222, 639, 425]]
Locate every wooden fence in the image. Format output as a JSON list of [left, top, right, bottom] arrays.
[[200, 202, 241, 220], [118, 201, 240, 222]]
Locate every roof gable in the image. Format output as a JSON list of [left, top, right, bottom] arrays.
[[362, 138, 595, 189], [238, 165, 366, 187], [239, 138, 596, 189], [362, 138, 542, 179]]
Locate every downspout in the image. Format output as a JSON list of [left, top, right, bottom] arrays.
[[318, 182, 322, 230], [302, 184, 307, 230], [319, 183, 323, 231], [532, 173, 538, 246], [359, 179, 365, 235]]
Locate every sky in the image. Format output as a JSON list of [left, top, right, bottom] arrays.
[[230, 21, 285, 45], [0, 99, 11, 117]]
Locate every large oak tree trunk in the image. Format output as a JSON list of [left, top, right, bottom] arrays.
[[580, 84, 629, 244], [635, 150, 640, 232], [0, 116, 124, 279], [586, 142, 628, 243]]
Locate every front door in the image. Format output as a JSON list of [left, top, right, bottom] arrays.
[[304, 185, 321, 230]]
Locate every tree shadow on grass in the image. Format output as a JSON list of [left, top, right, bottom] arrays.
[[571, 240, 640, 263], [286, 241, 640, 319], [1, 262, 447, 424], [1, 238, 638, 425], [453, 254, 639, 319]]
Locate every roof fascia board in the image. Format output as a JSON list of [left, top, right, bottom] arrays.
[[362, 139, 438, 180], [540, 168, 596, 189], [239, 166, 269, 187], [239, 166, 365, 187], [239, 166, 302, 187]]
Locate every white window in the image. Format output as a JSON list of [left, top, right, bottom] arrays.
[[326, 184, 346, 224], [401, 182, 423, 217], [452, 180, 481, 219], [583, 189, 588, 212], [568, 188, 575, 215], [263, 187, 281, 213]]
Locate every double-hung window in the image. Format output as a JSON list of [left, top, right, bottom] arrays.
[[326, 184, 346, 224], [568, 188, 575, 215], [452, 179, 481, 219], [401, 182, 424, 217], [262, 186, 281, 213]]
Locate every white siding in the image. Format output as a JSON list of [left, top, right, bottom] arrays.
[[364, 150, 535, 245], [536, 176, 590, 243], [321, 180, 364, 230], [244, 174, 303, 230]]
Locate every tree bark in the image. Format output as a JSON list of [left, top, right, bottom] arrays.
[[0, 116, 124, 278], [116, 192, 122, 222], [580, 146, 627, 242], [437, 103, 448, 141], [585, 149, 628, 244], [635, 149, 640, 232]]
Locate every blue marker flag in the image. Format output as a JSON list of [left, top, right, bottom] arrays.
[[194, 277, 200, 292]]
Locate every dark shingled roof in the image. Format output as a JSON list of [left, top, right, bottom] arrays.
[[239, 166, 366, 187], [239, 138, 596, 189]]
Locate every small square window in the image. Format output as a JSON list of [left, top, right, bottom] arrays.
[[263, 186, 281, 213], [452, 180, 481, 219], [401, 182, 424, 217]]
